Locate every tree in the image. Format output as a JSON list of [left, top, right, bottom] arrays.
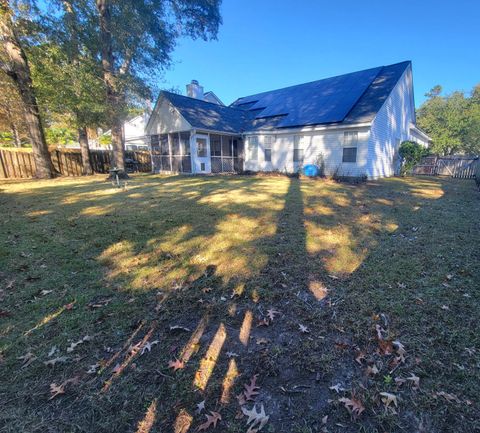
[[417, 84, 480, 156], [93, 0, 222, 177], [0, 71, 27, 147], [399, 140, 428, 175], [29, 41, 107, 174], [27, 0, 110, 175], [0, 1, 55, 177]]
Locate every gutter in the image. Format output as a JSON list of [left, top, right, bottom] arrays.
[[242, 121, 372, 135]]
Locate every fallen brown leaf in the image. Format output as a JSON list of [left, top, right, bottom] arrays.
[[140, 340, 159, 355], [435, 391, 461, 403], [242, 404, 269, 432], [380, 392, 398, 408], [266, 309, 280, 322], [257, 318, 270, 327], [355, 351, 366, 365], [243, 374, 260, 402], [338, 396, 365, 417], [18, 352, 37, 368], [44, 356, 69, 367], [49, 383, 65, 400], [298, 324, 309, 333], [406, 373, 420, 389], [366, 364, 379, 376], [197, 411, 221, 431], [168, 358, 185, 371]]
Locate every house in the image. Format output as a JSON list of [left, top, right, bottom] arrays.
[[123, 113, 150, 150], [145, 61, 430, 178], [100, 112, 150, 150]]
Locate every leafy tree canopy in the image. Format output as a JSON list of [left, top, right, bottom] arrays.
[[417, 84, 480, 155]]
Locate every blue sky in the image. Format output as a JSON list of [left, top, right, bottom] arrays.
[[162, 0, 479, 107]]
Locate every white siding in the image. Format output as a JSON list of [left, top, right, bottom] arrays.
[[244, 129, 369, 176], [123, 114, 148, 147], [366, 66, 416, 179], [145, 97, 191, 135]]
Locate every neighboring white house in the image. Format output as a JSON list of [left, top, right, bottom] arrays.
[[100, 113, 150, 150], [123, 113, 150, 150], [145, 61, 430, 179]]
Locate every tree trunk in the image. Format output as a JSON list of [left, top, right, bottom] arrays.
[[10, 121, 21, 147], [62, 2, 94, 177], [78, 126, 93, 175], [0, 1, 55, 178], [96, 0, 127, 177], [111, 119, 125, 170]]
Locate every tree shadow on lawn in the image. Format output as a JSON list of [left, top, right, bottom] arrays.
[[0, 174, 479, 433]]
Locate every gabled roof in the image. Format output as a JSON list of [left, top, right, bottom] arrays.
[[203, 91, 225, 106], [234, 61, 412, 130], [156, 61, 412, 134], [161, 91, 251, 134]]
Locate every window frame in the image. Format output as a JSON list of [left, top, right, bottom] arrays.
[[293, 135, 305, 163], [264, 148, 272, 162], [264, 135, 273, 162], [248, 136, 258, 160], [197, 138, 208, 157], [342, 131, 358, 163], [342, 147, 357, 163]]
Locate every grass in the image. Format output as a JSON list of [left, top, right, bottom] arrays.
[[0, 173, 479, 433]]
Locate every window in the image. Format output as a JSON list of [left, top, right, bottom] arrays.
[[197, 138, 207, 157], [200, 162, 205, 171], [264, 136, 273, 162], [248, 136, 258, 160], [264, 136, 273, 145], [344, 131, 358, 146], [293, 135, 304, 163], [342, 131, 358, 163], [342, 147, 357, 163], [264, 149, 272, 162]]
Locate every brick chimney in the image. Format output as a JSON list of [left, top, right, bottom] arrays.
[[186, 79, 204, 100]]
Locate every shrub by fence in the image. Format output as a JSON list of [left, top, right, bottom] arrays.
[[0, 148, 151, 179]]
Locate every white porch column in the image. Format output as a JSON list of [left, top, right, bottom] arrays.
[[190, 130, 196, 174]]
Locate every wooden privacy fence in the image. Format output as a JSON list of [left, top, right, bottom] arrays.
[[0, 148, 152, 179], [413, 155, 479, 179]]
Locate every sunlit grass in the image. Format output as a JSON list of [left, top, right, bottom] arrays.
[[1, 173, 478, 433]]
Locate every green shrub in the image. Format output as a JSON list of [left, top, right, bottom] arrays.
[[399, 141, 428, 175]]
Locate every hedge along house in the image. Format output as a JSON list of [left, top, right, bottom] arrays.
[[145, 61, 430, 178]]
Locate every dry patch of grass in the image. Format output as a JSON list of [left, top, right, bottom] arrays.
[[0, 173, 479, 433]]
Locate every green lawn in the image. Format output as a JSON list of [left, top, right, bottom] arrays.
[[0, 174, 479, 432]]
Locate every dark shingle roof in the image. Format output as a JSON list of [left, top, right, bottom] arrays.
[[232, 66, 382, 127], [161, 92, 250, 134], [342, 61, 411, 124], [162, 61, 411, 133]]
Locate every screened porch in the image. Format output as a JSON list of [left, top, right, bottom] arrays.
[[149, 131, 244, 174], [150, 132, 192, 173], [209, 134, 244, 173]]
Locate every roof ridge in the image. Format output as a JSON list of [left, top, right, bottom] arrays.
[[161, 90, 245, 111]]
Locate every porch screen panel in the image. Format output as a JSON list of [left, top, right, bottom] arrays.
[[222, 137, 233, 156], [171, 133, 181, 155], [180, 132, 191, 155], [210, 135, 221, 156], [179, 132, 192, 172]]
